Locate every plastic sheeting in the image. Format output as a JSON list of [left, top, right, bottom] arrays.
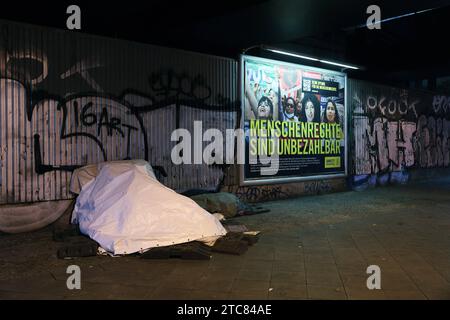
[[71, 160, 227, 255]]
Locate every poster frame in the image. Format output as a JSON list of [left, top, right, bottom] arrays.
[[239, 54, 348, 186]]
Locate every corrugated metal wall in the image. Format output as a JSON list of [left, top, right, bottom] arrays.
[[348, 78, 450, 176], [0, 20, 239, 204]]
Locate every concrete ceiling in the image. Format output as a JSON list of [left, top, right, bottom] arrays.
[[2, 0, 450, 86]]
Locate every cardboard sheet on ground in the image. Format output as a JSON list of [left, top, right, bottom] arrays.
[[71, 160, 227, 255]]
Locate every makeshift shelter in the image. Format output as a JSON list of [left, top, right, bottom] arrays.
[[71, 160, 227, 255]]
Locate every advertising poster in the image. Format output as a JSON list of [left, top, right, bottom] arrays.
[[241, 55, 347, 184]]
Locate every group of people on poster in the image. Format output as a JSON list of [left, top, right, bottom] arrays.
[[245, 62, 344, 126], [278, 93, 340, 124]]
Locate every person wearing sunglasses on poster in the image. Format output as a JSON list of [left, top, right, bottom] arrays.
[[282, 96, 299, 122]]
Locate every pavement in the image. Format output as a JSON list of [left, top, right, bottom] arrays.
[[1, 176, 450, 300]]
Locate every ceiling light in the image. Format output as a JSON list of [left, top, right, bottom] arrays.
[[319, 59, 359, 70], [265, 47, 359, 70], [267, 49, 319, 62]]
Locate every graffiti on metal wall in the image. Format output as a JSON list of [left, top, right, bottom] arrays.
[[231, 185, 289, 202], [32, 94, 145, 175], [352, 85, 450, 188], [0, 24, 240, 205], [228, 180, 334, 202], [304, 180, 332, 195]]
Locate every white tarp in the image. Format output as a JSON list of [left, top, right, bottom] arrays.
[[71, 160, 227, 255]]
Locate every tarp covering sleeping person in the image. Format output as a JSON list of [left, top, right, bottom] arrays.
[[71, 160, 227, 255]]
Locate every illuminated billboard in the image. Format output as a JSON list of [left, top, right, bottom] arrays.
[[240, 55, 347, 185]]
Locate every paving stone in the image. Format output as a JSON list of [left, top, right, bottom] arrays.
[[150, 287, 196, 300], [242, 259, 273, 271], [272, 260, 305, 273], [184, 290, 230, 300], [270, 271, 306, 285], [268, 284, 308, 300], [231, 279, 270, 292], [228, 289, 269, 300], [237, 268, 272, 282], [384, 290, 427, 300], [307, 285, 347, 300], [159, 273, 206, 290], [346, 288, 387, 300], [307, 272, 343, 287]]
